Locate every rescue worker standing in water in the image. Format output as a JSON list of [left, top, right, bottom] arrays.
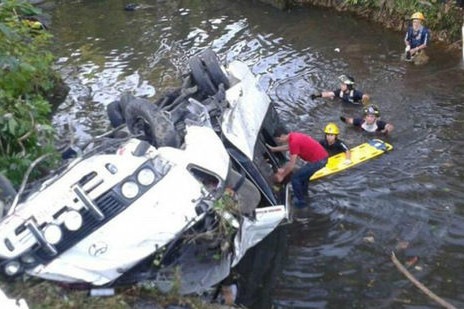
[[311, 74, 369, 105], [404, 12, 430, 60]]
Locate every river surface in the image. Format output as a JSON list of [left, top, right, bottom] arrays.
[[49, 0, 464, 308]]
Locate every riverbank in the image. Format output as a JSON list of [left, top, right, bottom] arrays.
[[0, 279, 229, 309], [261, 0, 463, 49], [0, 0, 69, 187]]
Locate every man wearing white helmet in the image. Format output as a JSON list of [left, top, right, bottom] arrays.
[[340, 104, 394, 134], [404, 12, 430, 60], [311, 74, 369, 105]]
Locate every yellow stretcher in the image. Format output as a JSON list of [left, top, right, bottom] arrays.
[[310, 139, 393, 181]]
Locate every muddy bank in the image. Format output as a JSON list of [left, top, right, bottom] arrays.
[[259, 0, 463, 48]]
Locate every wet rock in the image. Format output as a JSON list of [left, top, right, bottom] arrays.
[[257, 0, 292, 10], [124, 3, 140, 11], [46, 77, 70, 112], [132, 301, 164, 309]]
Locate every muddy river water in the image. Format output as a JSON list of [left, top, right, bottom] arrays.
[[49, 0, 464, 308]]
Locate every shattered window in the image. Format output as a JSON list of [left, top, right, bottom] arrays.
[[188, 167, 221, 193]]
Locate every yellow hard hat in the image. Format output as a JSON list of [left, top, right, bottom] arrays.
[[411, 12, 425, 21], [324, 123, 340, 135]]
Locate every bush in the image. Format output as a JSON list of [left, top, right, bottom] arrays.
[[0, 0, 58, 186]]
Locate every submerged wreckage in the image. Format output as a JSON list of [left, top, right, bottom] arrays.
[[0, 49, 291, 296]]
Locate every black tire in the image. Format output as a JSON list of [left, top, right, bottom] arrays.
[[106, 100, 125, 128], [189, 55, 217, 96], [200, 48, 230, 90], [119, 93, 146, 114], [124, 100, 180, 148]]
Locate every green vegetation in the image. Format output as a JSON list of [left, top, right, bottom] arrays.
[[0, 0, 58, 186], [0, 278, 218, 309], [340, 0, 463, 43]]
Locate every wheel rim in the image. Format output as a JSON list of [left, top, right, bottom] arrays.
[[132, 117, 155, 145]]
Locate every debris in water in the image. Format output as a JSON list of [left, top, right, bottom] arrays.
[[405, 256, 418, 267], [363, 236, 375, 243]]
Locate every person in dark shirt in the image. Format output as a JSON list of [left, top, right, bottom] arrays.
[[268, 130, 328, 208], [404, 12, 430, 60], [340, 104, 394, 134], [311, 74, 369, 105], [319, 123, 351, 165]]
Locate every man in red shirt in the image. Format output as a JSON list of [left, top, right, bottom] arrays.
[[268, 131, 328, 208]]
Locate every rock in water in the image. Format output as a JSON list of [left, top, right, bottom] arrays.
[[124, 3, 139, 11]]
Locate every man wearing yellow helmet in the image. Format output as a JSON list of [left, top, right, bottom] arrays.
[[404, 12, 430, 60], [340, 104, 394, 134], [311, 74, 369, 105], [319, 123, 352, 165]]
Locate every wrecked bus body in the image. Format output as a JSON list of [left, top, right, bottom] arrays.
[[0, 49, 291, 295]]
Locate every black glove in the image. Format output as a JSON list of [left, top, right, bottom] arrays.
[[310, 93, 322, 100], [340, 116, 347, 123]]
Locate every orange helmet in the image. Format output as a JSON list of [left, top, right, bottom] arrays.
[[411, 12, 425, 21]]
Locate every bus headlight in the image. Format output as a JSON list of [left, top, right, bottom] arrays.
[[121, 181, 139, 199], [64, 210, 83, 231], [4, 261, 21, 276], [43, 224, 62, 245], [137, 168, 156, 186]]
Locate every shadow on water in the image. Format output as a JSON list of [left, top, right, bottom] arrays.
[[49, 0, 464, 308]]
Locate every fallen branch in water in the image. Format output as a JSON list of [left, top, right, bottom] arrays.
[[391, 252, 457, 309]]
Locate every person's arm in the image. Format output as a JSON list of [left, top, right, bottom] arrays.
[[275, 154, 297, 183], [377, 121, 394, 134], [338, 140, 351, 164], [410, 43, 427, 54], [321, 91, 335, 99], [311, 90, 335, 100], [340, 116, 354, 125], [410, 45, 425, 55], [404, 29, 411, 47], [411, 29, 429, 54], [345, 150, 351, 162], [362, 94, 369, 105], [267, 144, 289, 152], [383, 123, 394, 134], [353, 90, 368, 105]]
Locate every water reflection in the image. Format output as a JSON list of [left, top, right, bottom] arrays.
[[49, 0, 464, 308]]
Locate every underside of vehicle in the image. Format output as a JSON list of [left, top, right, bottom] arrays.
[[0, 48, 291, 296]]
